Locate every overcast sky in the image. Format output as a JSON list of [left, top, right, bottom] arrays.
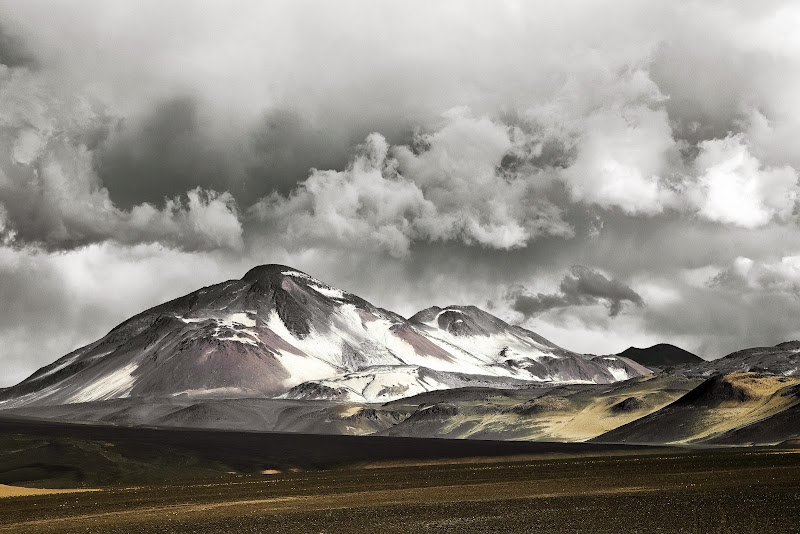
[[2, 0, 800, 386]]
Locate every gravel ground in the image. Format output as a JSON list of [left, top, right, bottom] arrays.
[[1, 448, 799, 533]]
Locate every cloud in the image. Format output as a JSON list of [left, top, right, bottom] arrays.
[[508, 265, 645, 318], [251, 112, 573, 257], [0, 22, 35, 69], [711, 255, 800, 293], [250, 133, 433, 258], [689, 134, 798, 228], [94, 96, 233, 209], [533, 66, 682, 215], [0, 67, 243, 251], [2, 0, 798, 240], [562, 103, 677, 215]]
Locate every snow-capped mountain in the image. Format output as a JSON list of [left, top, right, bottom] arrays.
[[0, 264, 649, 407]]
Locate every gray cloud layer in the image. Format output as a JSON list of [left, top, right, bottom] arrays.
[[1, 1, 800, 384], [508, 266, 645, 318]]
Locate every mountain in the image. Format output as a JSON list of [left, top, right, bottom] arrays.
[[617, 344, 703, 368], [0, 375, 700, 441], [699, 340, 800, 375], [590, 342, 800, 445], [0, 264, 650, 409], [592, 372, 800, 445], [377, 374, 700, 441]]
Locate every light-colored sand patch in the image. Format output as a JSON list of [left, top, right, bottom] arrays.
[[339, 405, 363, 417], [679, 398, 800, 444], [722, 373, 800, 398], [666, 374, 800, 444], [446, 377, 698, 442], [0, 484, 100, 498], [261, 469, 281, 475], [530, 382, 702, 441]]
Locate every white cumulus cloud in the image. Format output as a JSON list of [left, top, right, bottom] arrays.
[[691, 134, 798, 228], [252, 112, 573, 257]]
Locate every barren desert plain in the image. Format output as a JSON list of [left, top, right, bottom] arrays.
[[1, 418, 799, 533]]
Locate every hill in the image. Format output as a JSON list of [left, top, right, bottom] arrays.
[[617, 343, 703, 367]]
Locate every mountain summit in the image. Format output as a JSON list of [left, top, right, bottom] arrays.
[[617, 344, 703, 368], [0, 265, 650, 407]]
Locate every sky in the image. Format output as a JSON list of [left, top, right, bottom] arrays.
[[2, 0, 800, 386]]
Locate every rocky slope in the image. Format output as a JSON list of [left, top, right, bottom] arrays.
[[685, 341, 800, 376], [592, 372, 800, 445]]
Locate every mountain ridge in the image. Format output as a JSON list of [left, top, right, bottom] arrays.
[[0, 264, 650, 408]]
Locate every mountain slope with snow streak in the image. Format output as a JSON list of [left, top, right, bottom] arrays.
[[408, 305, 650, 384], [0, 264, 651, 407]]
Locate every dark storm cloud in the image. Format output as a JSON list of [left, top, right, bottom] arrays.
[[0, 22, 36, 68], [0, 69, 244, 251], [561, 266, 645, 315], [246, 109, 415, 199], [95, 102, 401, 210], [95, 96, 228, 209], [247, 109, 353, 197], [508, 266, 645, 318]]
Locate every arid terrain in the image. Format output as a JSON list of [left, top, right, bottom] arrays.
[[1, 444, 798, 533], [0, 418, 799, 533]]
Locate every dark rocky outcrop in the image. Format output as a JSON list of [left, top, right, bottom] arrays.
[[610, 396, 646, 413]]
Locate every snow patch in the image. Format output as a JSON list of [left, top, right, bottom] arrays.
[[216, 332, 259, 346], [420, 327, 552, 375], [180, 313, 258, 329], [281, 270, 322, 284], [272, 350, 342, 386], [177, 313, 260, 345], [282, 269, 347, 299], [308, 283, 346, 299], [266, 310, 345, 367], [607, 367, 630, 381], [67, 363, 139, 403], [225, 312, 256, 328], [0, 383, 62, 408], [172, 387, 249, 398], [30, 353, 82, 382], [286, 366, 453, 402], [178, 316, 207, 323]]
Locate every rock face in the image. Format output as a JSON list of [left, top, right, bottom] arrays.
[[705, 341, 800, 375], [610, 396, 646, 413], [0, 264, 651, 408]]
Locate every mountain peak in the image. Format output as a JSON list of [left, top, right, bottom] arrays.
[[408, 304, 567, 352], [0, 266, 651, 408], [408, 305, 484, 325], [617, 344, 702, 367], [241, 264, 310, 283]]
